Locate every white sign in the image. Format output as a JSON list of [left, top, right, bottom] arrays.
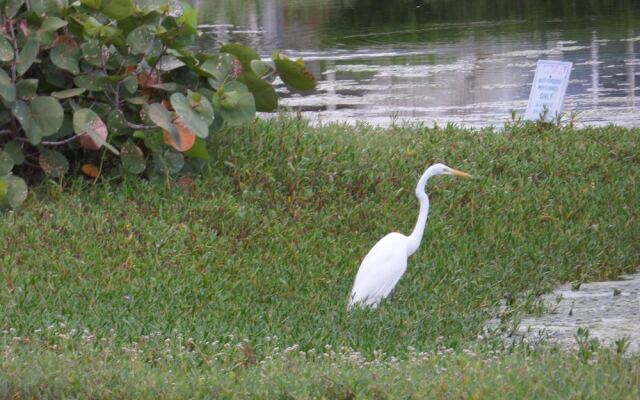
[[525, 60, 572, 121]]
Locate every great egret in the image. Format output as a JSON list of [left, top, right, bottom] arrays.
[[348, 163, 472, 310]]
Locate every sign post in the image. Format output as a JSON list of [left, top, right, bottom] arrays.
[[525, 60, 573, 122]]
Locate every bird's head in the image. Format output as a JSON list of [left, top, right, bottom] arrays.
[[429, 163, 473, 178]]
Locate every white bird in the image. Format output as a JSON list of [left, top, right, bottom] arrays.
[[348, 163, 472, 310]]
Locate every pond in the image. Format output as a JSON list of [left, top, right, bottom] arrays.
[[193, 0, 640, 128]]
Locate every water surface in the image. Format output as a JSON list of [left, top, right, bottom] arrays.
[[193, 0, 640, 127]]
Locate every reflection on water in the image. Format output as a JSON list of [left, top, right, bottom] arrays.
[[193, 0, 640, 127]]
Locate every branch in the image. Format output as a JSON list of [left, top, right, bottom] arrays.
[[40, 133, 86, 146], [7, 19, 17, 81]]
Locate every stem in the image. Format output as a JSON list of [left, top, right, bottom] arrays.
[[40, 133, 86, 146], [7, 18, 17, 81]]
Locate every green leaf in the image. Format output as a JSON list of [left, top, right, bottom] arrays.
[[38, 148, 68, 178], [122, 75, 138, 94], [50, 37, 81, 75], [120, 140, 145, 174], [3, 141, 24, 165], [40, 16, 68, 32], [12, 97, 65, 143], [136, 0, 167, 14], [141, 128, 164, 151], [126, 25, 156, 55], [237, 71, 278, 112], [183, 137, 209, 160], [16, 38, 39, 76], [0, 68, 16, 103], [176, 2, 197, 34], [81, 40, 103, 67], [106, 109, 129, 136], [250, 59, 275, 80], [221, 43, 259, 70], [74, 75, 108, 91], [0, 35, 14, 62], [2, 0, 25, 18], [12, 100, 42, 144], [0, 149, 14, 175], [43, 61, 66, 88], [170, 92, 214, 138], [272, 51, 316, 91], [81, 0, 101, 9], [101, 0, 134, 20], [51, 87, 86, 99], [147, 102, 177, 137], [153, 149, 184, 175], [16, 79, 38, 98], [31, 96, 64, 137], [213, 81, 256, 126], [0, 175, 28, 209], [200, 53, 235, 86], [31, 0, 66, 16]]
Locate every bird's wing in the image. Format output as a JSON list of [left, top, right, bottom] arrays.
[[349, 233, 408, 307]]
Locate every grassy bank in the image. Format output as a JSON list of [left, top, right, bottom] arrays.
[[1, 119, 639, 397]]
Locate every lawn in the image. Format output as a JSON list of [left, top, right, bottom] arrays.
[[1, 119, 638, 398]]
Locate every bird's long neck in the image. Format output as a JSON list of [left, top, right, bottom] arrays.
[[407, 168, 433, 257]]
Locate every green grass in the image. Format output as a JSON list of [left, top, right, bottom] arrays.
[[1, 119, 639, 398]]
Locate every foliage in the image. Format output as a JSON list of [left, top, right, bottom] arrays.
[[0, 0, 316, 210], [0, 120, 639, 397]]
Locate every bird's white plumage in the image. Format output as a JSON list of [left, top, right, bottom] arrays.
[[348, 232, 408, 309], [347, 163, 471, 310]]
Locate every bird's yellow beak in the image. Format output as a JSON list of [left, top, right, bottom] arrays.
[[451, 168, 473, 178]]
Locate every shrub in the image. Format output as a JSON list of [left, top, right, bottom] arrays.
[[0, 0, 316, 210]]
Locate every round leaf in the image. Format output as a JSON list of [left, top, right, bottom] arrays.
[[106, 109, 129, 136], [164, 117, 196, 152], [16, 38, 39, 76], [50, 36, 81, 75], [126, 25, 156, 55], [32, 0, 65, 16], [39, 148, 69, 178], [31, 96, 64, 137], [214, 81, 256, 126], [16, 79, 38, 98], [272, 51, 316, 91], [200, 53, 236, 86], [3, 141, 24, 165], [170, 92, 214, 138], [81, 40, 104, 67], [220, 43, 259, 70], [101, 0, 134, 20], [120, 140, 145, 174], [237, 71, 278, 112], [73, 108, 109, 150], [12, 100, 43, 144], [147, 103, 176, 136], [40, 16, 68, 32], [0, 35, 14, 62], [1, 175, 28, 209], [0, 68, 16, 103], [153, 149, 184, 175], [0, 149, 14, 175]]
